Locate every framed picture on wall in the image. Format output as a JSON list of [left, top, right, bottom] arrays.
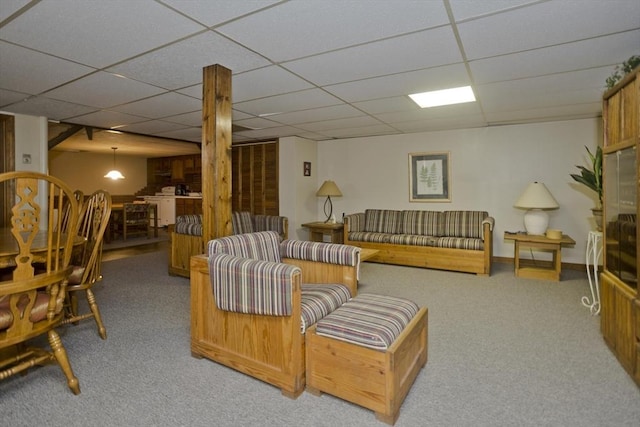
[[409, 151, 451, 202], [303, 161, 311, 176]]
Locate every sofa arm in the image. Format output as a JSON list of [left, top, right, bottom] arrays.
[[482, 216, 495, 232], [209, 252, 301, 316]]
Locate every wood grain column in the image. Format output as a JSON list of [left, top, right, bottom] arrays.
[[201, 64, 232, 244]]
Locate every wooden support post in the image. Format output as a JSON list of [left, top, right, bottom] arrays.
[[201, 64, 232, 244]]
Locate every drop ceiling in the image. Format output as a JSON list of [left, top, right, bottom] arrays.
[[1, 0, 638, 157]]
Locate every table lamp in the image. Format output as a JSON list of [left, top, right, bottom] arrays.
[[316, 180, 342, 223], [514, 182, 559, 235]]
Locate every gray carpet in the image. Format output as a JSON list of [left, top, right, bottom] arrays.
[[1, 251, 639, 426]]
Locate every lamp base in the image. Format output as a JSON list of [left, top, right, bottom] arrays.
[[523, 209, 549, 235]]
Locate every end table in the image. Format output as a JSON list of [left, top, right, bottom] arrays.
[[302, 222, 344, 244]]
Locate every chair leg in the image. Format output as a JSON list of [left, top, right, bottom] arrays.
[[48, 329, 80, 394], [87, 289, 107, 339]]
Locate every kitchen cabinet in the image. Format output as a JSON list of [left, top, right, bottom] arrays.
[[143, 196, 202, 227]]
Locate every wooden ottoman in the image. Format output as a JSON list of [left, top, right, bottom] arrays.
[[305, 294, 428, 425]]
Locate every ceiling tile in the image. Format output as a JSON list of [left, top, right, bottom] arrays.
[[217, 0, 449, 62], [484, 102, 602, 125], [282, 26, 463, 86], [0, 0, 31, 22], [320, 124, 399, 139], [268, 104, 365, 126], [231, 125, 302, 140], [118, 120, 190, 135], [44, 72, 165, 109], [325, 63, 471, 102], [0, 41, 95, 94], [392, 116, 487, 133], [163, 111, 203, 127], [0, 0, 204, 68], [108, 32, 270, 90], [470, 30, 640, 84], [68, 110, 149, 129], [374, 103, 483, 124], [458, 1, 640, 60], [154, 127, 203, 143], [110, 92, 201, 119], [352, 97, 419, 115], [161, 0, 280, 27], [233, 66, 314, 102], [2, 96, 98, 121], [233, 117, 282, 130], [295, 116, 383, 132], [0, 88, 29, 107], [449, 0, 539, 22], [234, 88, 343, 116]]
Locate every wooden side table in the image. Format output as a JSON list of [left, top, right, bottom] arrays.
[[302, 222, 344, 244], [504, 232, 576, 281]]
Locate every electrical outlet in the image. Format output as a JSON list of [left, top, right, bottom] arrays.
[[22, 154, 32, 164]]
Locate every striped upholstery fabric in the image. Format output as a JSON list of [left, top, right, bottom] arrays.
[[364, 209, 402, 234], [316, 293, 420, 351], [389, 234, 438, 246], [175, 214, 203, 235], [400, 210, 443, 236], [208, 231, 282, 263], [253, 214, 286, 236], [344, 213, 365, 232], [300, 284, 352, 333], [435, 237, 484, 250], [442, 211, 488, 239], [209, 253, 298, 316], [232, 211, 255, 234], [618, 213, 636, 223], [281, 240, 360, 267], [347, 232, 391, 243]]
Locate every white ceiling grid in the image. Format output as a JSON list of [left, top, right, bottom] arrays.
[[0, 0, 638, 155]]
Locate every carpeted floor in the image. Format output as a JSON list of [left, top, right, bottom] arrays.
[[1, 250, 639, 426]]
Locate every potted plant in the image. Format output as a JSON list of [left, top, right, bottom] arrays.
[[570, 145, 603, 230]]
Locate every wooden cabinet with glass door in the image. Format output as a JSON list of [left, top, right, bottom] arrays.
[[600, 66, 638, 386]]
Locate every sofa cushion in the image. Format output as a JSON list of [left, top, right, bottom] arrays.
[[300, 284, 352, 333], [208, 231, 282, 263], [388, 234, 438, 246], [443, 211, 488, 238], [281, 240, 360, 267], [315, 293, 420, 351], [435, 237, 484, 250], [209, 253, 297, 316], [347, 231, 392, 244], [232, 211, 254, 234], [364, 209, 402, 234], [400, 210, 443, 236]]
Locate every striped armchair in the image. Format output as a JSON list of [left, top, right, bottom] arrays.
[[190, 231, 360, 398], [168, 212, 288, 277]]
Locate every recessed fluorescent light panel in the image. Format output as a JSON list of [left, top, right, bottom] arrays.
[[409, 86, 475, 108]]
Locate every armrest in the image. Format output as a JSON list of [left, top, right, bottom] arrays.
[[482, 216, 494, 232], [344, 213, 365, 233], [208, 252, 301, 316]]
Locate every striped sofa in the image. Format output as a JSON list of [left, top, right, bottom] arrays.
[[168, 211, 288, 277], [190, 231, 360, 398], [344, 209, 494, 275]]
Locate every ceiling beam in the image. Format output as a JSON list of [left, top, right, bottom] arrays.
[[48, 124, 83, 150]]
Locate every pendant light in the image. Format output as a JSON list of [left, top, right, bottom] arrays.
[[104, 147, 125, 180]]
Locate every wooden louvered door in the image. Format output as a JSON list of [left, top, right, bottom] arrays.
[[231, 141, 279, 216]]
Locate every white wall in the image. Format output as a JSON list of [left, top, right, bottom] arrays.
[[49, 151, 148, 195], [279, 136, 318, 239], [14, 114, 48, 173], [315, 118, 602, 264]]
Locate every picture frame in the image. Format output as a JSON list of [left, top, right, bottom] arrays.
[[409, 151, 451, 202], [303, 161, 311, 176]]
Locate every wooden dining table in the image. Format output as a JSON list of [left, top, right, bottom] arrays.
[[0, 228, 86, 269]]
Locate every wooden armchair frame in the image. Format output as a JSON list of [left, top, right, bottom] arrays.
[[190, 236, 358, 398]]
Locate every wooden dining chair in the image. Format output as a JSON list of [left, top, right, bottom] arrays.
[[0, 171, 81, 394], [62, 190, 112, 339], [57, 189, 84, 234]]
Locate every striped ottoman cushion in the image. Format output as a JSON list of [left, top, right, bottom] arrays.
[[316, 293, 420, 351], [300, 284, 352, 333]]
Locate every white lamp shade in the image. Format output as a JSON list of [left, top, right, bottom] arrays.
[[104, 170, 125, 180], [514, 182, 558, 209]]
